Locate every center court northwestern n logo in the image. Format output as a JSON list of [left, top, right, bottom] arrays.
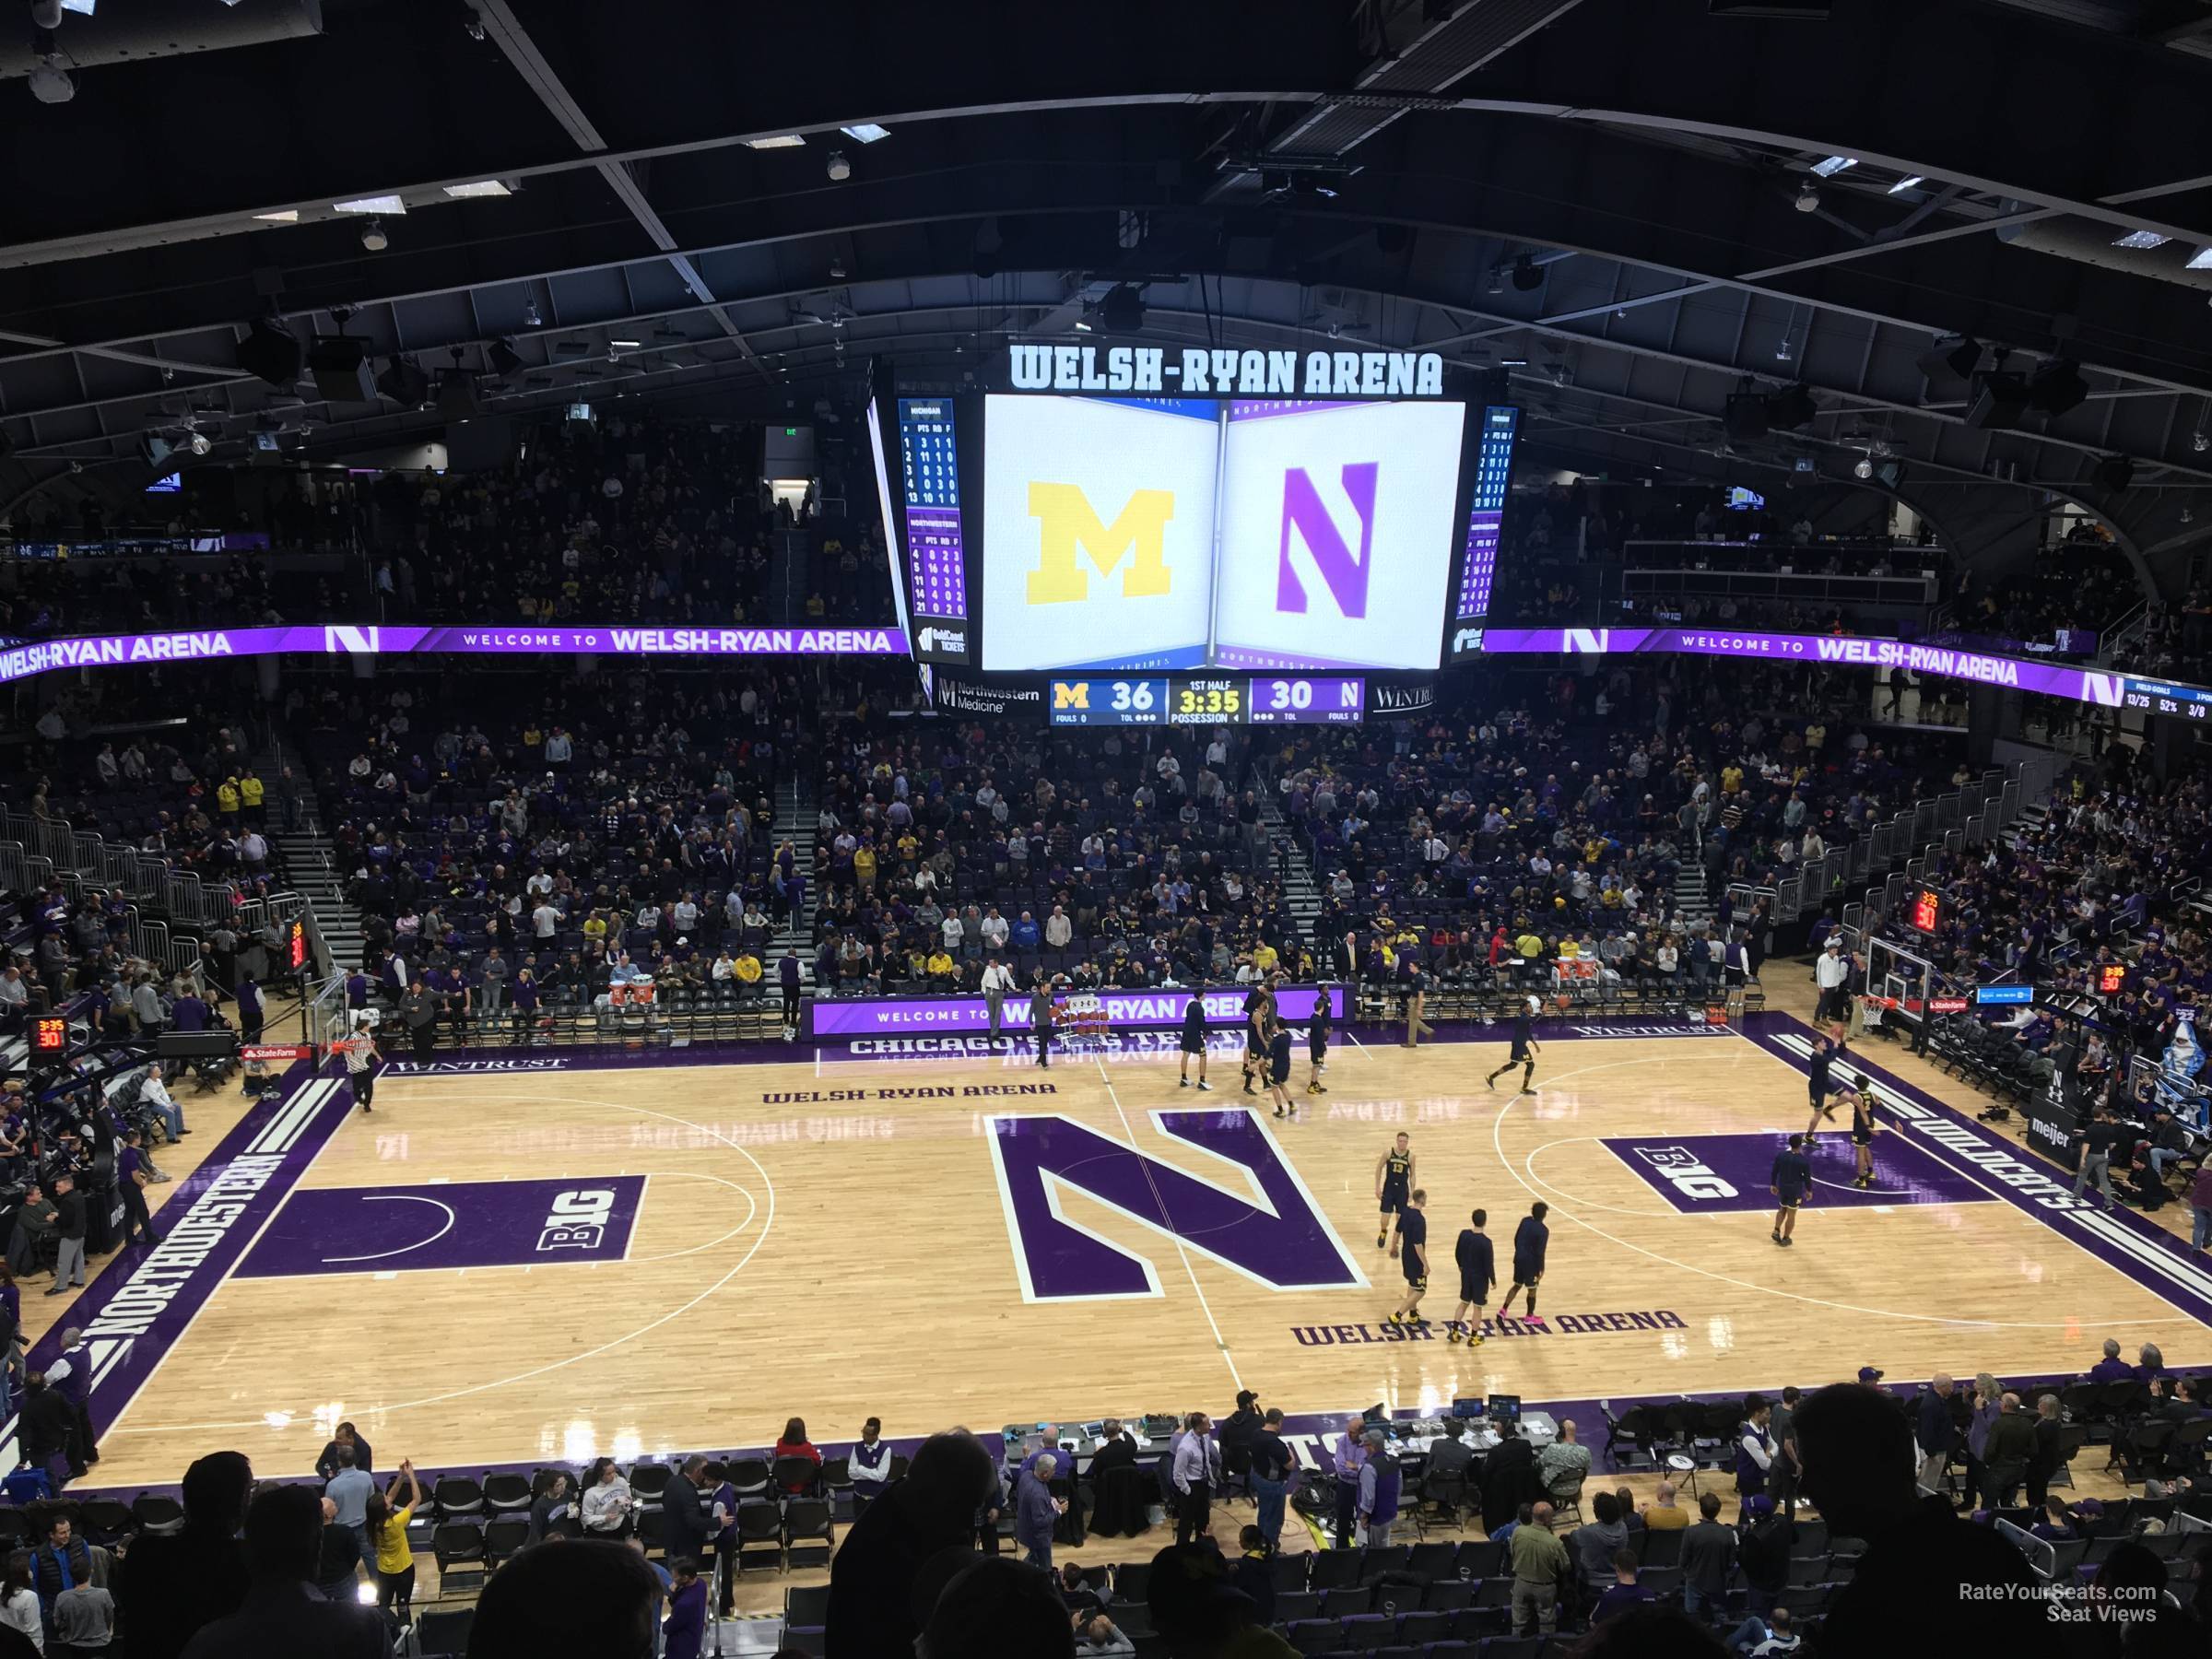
[[987, 1109, 1365, 1300], [1277, 462, 1378, 618], [1025, 484, 1175, 604]]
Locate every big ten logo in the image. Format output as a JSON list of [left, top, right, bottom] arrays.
[[1277, 462, 1378, 620], [1631, 1144, 1738, 1202], [1026, 484, 1175, 604], [536, 1187, 618, 1251]]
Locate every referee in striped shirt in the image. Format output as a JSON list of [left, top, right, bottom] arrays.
[[342, 1015, 382, 1112]]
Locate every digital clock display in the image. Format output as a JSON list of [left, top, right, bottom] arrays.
[[1910, 888, 1941, 934], [1172, 678, 1242, 724]]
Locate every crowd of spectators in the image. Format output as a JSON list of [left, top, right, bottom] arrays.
[[305, 668, 806, 1036], [1268, 662, 1971, 1001], [1962, 533, 2141, 660], [11, 1345, 2204, 1658], [363, 416, 779, 628], [806, 713, 1308, 997]]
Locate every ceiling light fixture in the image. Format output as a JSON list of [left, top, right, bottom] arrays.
[[334, 194, 406, 216], [610, 338, 641, 349], [1794, 182, 1820, 213], [441, 180, 512, 198], [840, 123, 890, 144], [826, 151, 851, 182], [746, 135, 806, 149], [2112, 229, 2171, 250], [253, 209, 300, 223], [2187, 246, 2212, 271], [359, 217, 388, 252], [829, 255, 847, 278], [522, 297, 542, 327], [1853, 454, 1874, 479], [188, 430, 212, 456], [1810, 156, 1857, 177], [1888, 175, 1924, 194]]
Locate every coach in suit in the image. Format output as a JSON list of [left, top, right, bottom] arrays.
[[1086, 1423, 1147, 1538], [1479, 1420, 1541, 1535], [661, 1453, 712, 1570]]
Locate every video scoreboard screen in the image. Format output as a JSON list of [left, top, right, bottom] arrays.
[[874, 347, 1519, 679], [1049, 674, 1366, 727], [2119, 674, 2212, 724]]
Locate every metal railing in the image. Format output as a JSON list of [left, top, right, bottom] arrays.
[[0, 809, 312, 982], [1734, 751, 2063, 935]]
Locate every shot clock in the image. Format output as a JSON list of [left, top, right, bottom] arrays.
[[1173, 678, 1242, 724]]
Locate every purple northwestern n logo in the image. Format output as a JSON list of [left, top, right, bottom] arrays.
[[986, 1110, 1366, 1301], [1277, 462, 1380, 618]]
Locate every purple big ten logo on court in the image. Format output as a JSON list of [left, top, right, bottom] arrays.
[[237, 1176, 647, 1278], [1602, 1134, 1988, 1215], [987, 1109, 1366, 1301]]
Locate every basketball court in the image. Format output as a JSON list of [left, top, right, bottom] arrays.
[[24, 1007, 2209, 1493]]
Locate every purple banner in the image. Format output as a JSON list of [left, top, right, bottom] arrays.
[[1479, 626, 2132, 707], [0, 621, 910, 686], [809, 984, 1346, 1039]]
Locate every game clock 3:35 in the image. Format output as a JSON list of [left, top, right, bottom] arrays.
[[1175, 678, 1241, 721]]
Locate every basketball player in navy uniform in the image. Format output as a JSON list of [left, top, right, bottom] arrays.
[[1447, 1207, 1495, 1346], [1495, 1200, 1549, 1321], [1240, 982, 1274, 1095], [1304, 990, 1333, 1096], [1373, 1133, 1416, 1251], [1385, 1188, 1430, 1325], [1845, 1073, 1882, 1187], [1265, 1020, 1298, 1118], [1802, 1027, 1848, 1136], [1769, 1133, 1812, 1247], [1177, 993, 1212, 1090], [1485, 995, 1542, 1094]]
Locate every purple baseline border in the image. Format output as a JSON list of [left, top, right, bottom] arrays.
[[0, 1059, 351, 1474]]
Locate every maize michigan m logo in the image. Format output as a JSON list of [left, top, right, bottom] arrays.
[[1026, 483, 1175, 605]]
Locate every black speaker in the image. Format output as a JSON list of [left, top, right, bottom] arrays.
[[1724, 394, 1770, 443], [307, 336, 376, 404], [1100, 286, 1145, 333], [1964, 372, 2030, 431], [1767, 384, 1817, 430], [2025, 359, 2088, 417], [236, 319, 302, 388], [375, 357, 431, 406], [2091, 454, 2136, 493], [438, 372, 481, 418]]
